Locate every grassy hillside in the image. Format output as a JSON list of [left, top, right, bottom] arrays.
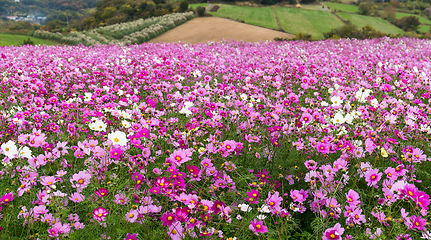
[[337, 12, 405, 35], [0, 34, 58, 47], [210, 5, 279, 30], [325, 2, 358, 13], [274, 7, 345, 39]]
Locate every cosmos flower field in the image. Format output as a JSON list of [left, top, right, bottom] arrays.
[[0, 38, 431, 240]]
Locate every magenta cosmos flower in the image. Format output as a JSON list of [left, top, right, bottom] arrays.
[[249, 219, 268, 235], [322, 223, 344, 240], [95, 188, 109, 198], [124, 233, 139, 240]]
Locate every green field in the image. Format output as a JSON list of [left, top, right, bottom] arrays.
[[209, 5, 279, 30], [274, 7, 345, 39], [419, 24, 430, 33], [189, 3, 209, 9], [337, 12, 405, 35], [325, 2, 358, 13], [0, 34, 58, 46], [395, 12, 431, 25]]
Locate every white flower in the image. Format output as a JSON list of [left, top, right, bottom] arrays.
[[257, 214, 267, 220], [321, 101, 329, 107], [333, 113, 345, 124], [89, 119, 107, 132], [370, 99, 379, 107], [344, 113, 354, 124], [330, 96, 343, 106], [84, 92, 92, 102], [1, 140, 18, 159], [240, 93, 248, 101], [121, 120, 131, 128], [17, 146, 32, 159], [107, 130, 128, 146], [238, 203, 252, 212], [258, 204, 271, 213]]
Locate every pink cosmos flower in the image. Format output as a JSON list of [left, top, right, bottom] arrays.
[[40, 176, 57, 187], [249, 219, 268, 236], [411, 215, 426, 231], [114, 193, 128, 205], [255, 169, 271, 183], [1, 193, 14, 205], [168, 221, 184, 240], [93, 207, 109, 222], [109, 146, 124, 161], [168, 149, 192, 167], [70, 170, 92, 191], [265, 191, 283, 211], [245, 189, 260, 204], [402, 183, 418, 200], [364, 168, 382, 187], [125, 209, 139, 223], [322, 223, 344, 240], [161, 212, 177, 226], [345, 189, 361, 206], [69, 192, 85, 203]]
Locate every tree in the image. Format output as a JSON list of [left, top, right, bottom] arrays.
[[179, 0, 188, 12], [383, 6, 396, 21], [396, 16, 420, 32], [358, 2, 373, 15]]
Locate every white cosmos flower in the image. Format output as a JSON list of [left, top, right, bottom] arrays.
[[17, 146, 32, 159], [89, 119, 107, 132], [370, 99, 379, 107], [238, 203, 252, 212], [1, 140, 18, 159], [258, 204, 271, 213], [121, 120, 131, 128], [344, 113, 354, 124], [333, 112, 345, 124], [240, 93, 248, 101], [321, 101, 329, 107], [107, 130, 128, 146], [331, 96, 343, 106], [84, 92, 92, 102], [257, 214, 267, 220]]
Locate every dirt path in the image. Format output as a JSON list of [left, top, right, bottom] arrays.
[[149, 17, 294, 44]]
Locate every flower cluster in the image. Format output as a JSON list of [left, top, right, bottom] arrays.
[[0, 38, 430, 239]]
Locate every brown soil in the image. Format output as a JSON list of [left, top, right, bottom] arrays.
[[210, 5, 220, 12], [148, 17, 294, 44]]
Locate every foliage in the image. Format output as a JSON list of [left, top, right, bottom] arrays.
[[197, 6, 206, 16], [18, 37, 35, 45], [396, 16, 420, 32], [358, 2, 373, 15], [179, 0, 189, 12], [323, 23, 388, 39]]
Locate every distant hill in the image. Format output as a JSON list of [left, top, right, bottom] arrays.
[[0, 0, 100, 16]]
